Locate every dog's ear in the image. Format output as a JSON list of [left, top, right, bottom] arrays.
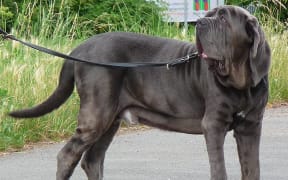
[[246, 18, 260, 58], [246, 17, 271, 86], [205, 8, 218, 17]]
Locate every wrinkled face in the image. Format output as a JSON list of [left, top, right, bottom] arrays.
[[196, 6, 254, 78]]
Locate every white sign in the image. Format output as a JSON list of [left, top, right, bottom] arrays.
[[163, 0, 224, 22]]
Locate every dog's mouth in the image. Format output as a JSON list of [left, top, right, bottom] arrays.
[[196, 36, 228, 76]]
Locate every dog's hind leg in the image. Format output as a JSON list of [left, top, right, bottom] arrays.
[[80, 120, 120, 180], [56, 99, 118, 180]]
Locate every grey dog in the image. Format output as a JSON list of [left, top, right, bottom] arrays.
[[10, 5, 270, 180]]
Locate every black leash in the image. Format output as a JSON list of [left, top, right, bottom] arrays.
[[0, 28, 199, 69]]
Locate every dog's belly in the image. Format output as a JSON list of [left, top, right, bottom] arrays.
[[120, 107, 203, 134]]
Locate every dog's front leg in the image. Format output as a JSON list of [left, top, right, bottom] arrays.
[[202, 114, 229, 180], [234, 119, 262, 180]]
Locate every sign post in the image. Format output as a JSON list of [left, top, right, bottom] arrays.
[[184, 0, 188, 35], [163, 0, 224, 22]]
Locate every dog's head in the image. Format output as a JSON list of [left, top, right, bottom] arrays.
[[196, 5, 270, 89]]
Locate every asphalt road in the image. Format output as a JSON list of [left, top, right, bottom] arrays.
[[0, 107, 288, 180]]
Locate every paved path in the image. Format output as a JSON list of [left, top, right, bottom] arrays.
[[0, 107, 288, 180]]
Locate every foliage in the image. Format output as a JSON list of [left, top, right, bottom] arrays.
[[225, 0, 288, 25], [0, 5, 13, 30], [1, 0, 287, 38], [0, 0, 166, 38], [66, 0, 166, 34]]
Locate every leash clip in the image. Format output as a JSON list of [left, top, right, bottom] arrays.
[[166, 53, 197, 70]]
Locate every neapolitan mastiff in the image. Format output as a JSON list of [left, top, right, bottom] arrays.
[[10, 5, 270, 180]]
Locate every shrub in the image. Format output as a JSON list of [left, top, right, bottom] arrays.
[[0, 0, 166, 38], [226, 0, 288, 25], [0, 5, 13, 31], [65, 0, 166, 35]]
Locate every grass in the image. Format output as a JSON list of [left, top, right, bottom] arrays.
[[264, 28, 288, 103], [0, 1, 287, 152], [0, 37, 82, 151]]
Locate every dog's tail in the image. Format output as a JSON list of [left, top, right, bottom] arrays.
[[9, 61, 75, 118]]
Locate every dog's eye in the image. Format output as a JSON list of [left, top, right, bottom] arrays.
[[218, 9, 226, 16]]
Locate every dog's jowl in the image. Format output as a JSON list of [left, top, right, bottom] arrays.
[[10, 5, 270, 180]]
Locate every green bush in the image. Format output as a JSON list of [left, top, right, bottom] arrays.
[[0, 0, 166, 38], [226, 0, 288, 25], [0, 6, 13, 31], [65, 0, 166, 35], [2, 0, 286, 38]]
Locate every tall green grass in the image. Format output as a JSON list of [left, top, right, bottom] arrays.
[[14, 0, 80, 39], [0, 0, 83, 151], [264, 30, 288, 102], [0, 38, 82, 151], [0, 1, 287, 152]]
